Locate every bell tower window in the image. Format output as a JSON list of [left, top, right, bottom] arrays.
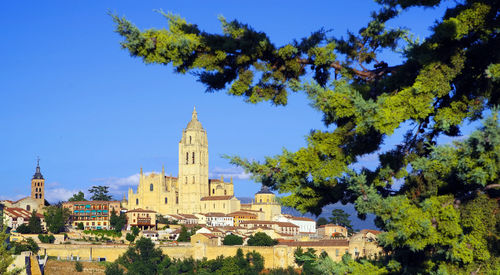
[[150, 184, 154, 191], [165, 197, 168, 204], [136, 199, 139, 205]]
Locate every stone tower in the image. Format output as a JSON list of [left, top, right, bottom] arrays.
[[178, 107, 209, 213], [31, 158, 45, 206], [252, 185, 281, 220]]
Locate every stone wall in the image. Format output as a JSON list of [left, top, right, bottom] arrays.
[[39, 243, 351, 269]]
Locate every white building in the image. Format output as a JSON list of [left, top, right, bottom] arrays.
[[205, 213, 234, 227], [273, 214, 316, 234]]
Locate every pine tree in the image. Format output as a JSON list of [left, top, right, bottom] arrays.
[[112, 1, 500, 272]]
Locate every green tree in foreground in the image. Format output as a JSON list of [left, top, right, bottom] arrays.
[[77, 222, 84, 230], [68, 191, 86, 202], [15, 224, 30, 234], [113, 0, 500, 272], [176, 225, 191, 242], [247, 232, 278, 246], [329, 209, 353, 233], [107, 237, 264, 275], [28, 211, 43, 234], [88, 186, 112, 201], [0, 219, 22, 275], [44, 206, 70, 234], [110, 210, 127, 233], [125, 233, 136, 243], [223, 234, 243, 245]]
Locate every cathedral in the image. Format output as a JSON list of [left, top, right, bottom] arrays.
[[125, 108, 281, 220]]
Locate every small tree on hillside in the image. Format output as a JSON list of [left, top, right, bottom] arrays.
[[177, 226, 191, 242], [110, 210, 126, 233], [247, 232, 278, 246], [88, 186, 112, 201], [329, 209, 353, 233], [68, 191, 86, 202], [223, 234, 243, 245], [316, 217, 328, 227], [44, 206, 70, 234], [28, 211, 43, 234]]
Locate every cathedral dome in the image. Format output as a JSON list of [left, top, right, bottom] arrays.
[[186, 107, 204, 130]]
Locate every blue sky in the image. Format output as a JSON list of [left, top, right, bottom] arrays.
[[0, 1, 478, 208]]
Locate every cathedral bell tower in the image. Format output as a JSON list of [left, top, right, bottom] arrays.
[[31, 158, 45, 206], [178, 107, 209, 213]]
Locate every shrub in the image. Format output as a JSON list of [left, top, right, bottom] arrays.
[[16, 224, 30, 234], [75, 261, 83, 272], [247, 232, 278, 246], [223, 234, 243, 245], [125, 233, 136, 243], [38, 234, 55, 243], [77, 223, 84, 230]]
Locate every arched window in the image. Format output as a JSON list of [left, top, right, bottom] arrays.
[[212, 189, 215, 194], [186, 152, 189, 164], [192, 152, 195, 164], [189, 136, 192, 144], [26, 205, 30, 211], [176, 196, 179, 204], [224, 190, 227, 195], [165, 197, 168, 204], [150, 184, 154, 191], [136, 199, 139, 205]]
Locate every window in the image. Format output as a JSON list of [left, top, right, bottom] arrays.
[[212, 189, 215, 194], [224, 190, 227, 195], [26, 205, 30, 211], [176, 196, 179, 204], [150, 184, 154, 191], [192, 152, 195, 164], [136, 199, 139, 205], [186, 152, 189, 164], [165, 197, 168, 204], [189, 136, 192, 144], [192, 176, 195, 184]]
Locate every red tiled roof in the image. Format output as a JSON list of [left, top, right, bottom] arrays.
[[288, 216, 314, 222], [12, 197, 30, 204], [178, 214, 198, 219], [227, 211, 257, 218], [4, 207, 31, 219], [361, 229, 382, 235], [63, 200, 121, 204], [200, 196, 234, 201], [199, 233, 218, 239], [205, 212, 227, 217]]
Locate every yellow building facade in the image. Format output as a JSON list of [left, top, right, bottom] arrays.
[[125, 108, 281, 219]]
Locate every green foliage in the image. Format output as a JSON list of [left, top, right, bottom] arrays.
[[329, 209, 353, 232], [77, 222, 84, 230], [110, 210, 126, 233], [44, 205, 70, 234], [316, 217, 328, 227], [223, 234, 243, 245], [176, 225, 191, 242], [68, 191, 86, 202], [1, 218, 22, 275], [75, 261, 83, 272], [38, 234, 55, 243], [112, 239, 265, 275], [28, 211, 43, 234], [125, 233, 136, 243], [11, 238, 39, 255], [88, 186, 112, 201], [247, 232, 278, 246], [131, 226, 139, 236], [84, 229, 122, 238], [114, 1, 500, 273], [105, 262, 125, 275], [15, 224, 30, 234]]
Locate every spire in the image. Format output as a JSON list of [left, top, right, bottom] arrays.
[[186, 106, 203, 130], [162, 165, 165, 175], [192, 106, 198, 120], [33, 157, 44, 180], [140, 167, 143, 175]]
